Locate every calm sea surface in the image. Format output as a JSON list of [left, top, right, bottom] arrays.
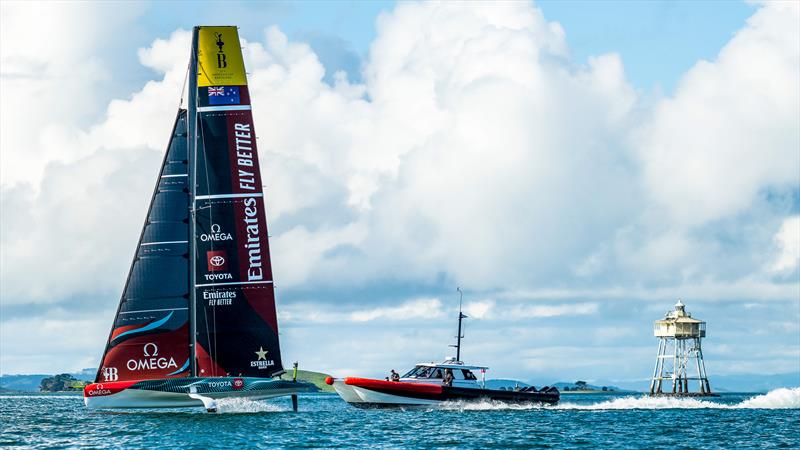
[[2, 389, 799, 449]]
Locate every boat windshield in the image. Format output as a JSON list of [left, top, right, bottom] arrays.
[[402, 366, 427, 378]]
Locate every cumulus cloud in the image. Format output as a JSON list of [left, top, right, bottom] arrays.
[[280, 298, 445, 323], [638, 2, 799, 227], [463, 300, 599, 320], [0, 1, 146, 186], [770, 216, 799, 274]]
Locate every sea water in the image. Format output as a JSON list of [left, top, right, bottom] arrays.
[[1, 389, 798, 448]]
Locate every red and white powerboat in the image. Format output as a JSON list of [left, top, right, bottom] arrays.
[[326, 360, 559, 408], [327, 289, 560, 408]]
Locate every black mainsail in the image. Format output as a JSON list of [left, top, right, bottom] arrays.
[[96, 26, 284, 383], [95, 111, 191, 382]]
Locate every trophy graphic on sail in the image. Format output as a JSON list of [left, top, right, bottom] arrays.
[[83, 26, 314, 411]]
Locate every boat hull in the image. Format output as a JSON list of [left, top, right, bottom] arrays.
[[84, 377, 314, 409], [327, 377, 559, 408]]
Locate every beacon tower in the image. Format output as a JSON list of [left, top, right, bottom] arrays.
[[649, 300, 713, 396]]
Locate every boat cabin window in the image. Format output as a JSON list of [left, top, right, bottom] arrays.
[[429, 368, 444, 379], [462, 369, 477, 380]]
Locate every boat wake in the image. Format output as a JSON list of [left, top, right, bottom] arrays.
[[215, 398, 285, 414], [438, 387, 800, 411]]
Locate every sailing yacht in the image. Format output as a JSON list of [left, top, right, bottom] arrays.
[[83, 26, 314, 411]]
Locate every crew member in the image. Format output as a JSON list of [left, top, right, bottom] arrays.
[[390, 370, 400, 382], [443, 368, 454, 387]]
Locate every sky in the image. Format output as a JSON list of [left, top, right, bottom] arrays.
[[0, 1, 798, 387]]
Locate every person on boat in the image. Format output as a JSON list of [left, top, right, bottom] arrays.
[[443, 369, 454, 387], [390, 370, 400, 382]]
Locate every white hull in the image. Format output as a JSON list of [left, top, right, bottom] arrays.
[[330, 379, 365, 404], [349, 385, 439, 406], [83, 377, 313, 409], [84, 386, 300, 409]]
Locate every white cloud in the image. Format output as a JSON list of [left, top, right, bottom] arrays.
[[0, 1, 146, 187], [637, 2, 799, 228], [350, 298, 444, 322], [769, 216, 800, 274], [279, 298, 445, 324], [463, 300, 598, 320]]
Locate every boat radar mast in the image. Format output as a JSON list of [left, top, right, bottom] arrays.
[[450, 287, 468, 362]]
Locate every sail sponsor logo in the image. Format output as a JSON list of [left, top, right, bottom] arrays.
[[102, 367, 118, 382], [234, 123, 257, 191], [203, 289, 236, 306], [251, 346, 275, 370], [200, 223, 233, 242], [242, 196, 264, 281], [203, 272, 233, 281], [126, 343, 178, 372], [87, 383, 112, 396], [231, 122, 266, 282], [206, 250, 228, 272]]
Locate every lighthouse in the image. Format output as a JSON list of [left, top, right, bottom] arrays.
[[649, 300, 714, 396]]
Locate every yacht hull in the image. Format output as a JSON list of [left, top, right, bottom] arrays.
[[327, 377, 559, 408], [84, 377, 314, 409]]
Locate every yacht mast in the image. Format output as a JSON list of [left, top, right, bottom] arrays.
[[187, 26, 199, 377], [453, 287, 468, 362]]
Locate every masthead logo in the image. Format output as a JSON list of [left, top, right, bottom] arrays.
[[214, 32, 227, 68]]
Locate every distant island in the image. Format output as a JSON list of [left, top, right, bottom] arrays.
[[555, 380, 630, 393], [40, 374, 89, 392]]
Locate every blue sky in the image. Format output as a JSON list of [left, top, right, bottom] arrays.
[[0, 1, 797, 388]]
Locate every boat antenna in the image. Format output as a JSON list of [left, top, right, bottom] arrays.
[[450, 287, 468, 362]]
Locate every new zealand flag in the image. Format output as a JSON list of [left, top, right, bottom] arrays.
[[207, 86, 240, 105]]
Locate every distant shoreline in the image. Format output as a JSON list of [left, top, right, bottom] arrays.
[[560, 390, 637, 395]]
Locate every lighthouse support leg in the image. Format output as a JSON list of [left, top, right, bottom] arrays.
[[650, 339, 664, 395]]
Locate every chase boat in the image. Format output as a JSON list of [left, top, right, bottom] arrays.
[[327, 290, 560, 408]]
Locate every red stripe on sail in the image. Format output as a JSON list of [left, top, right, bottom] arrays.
[[110, 323, 144, 340], [195, 342, 227, 377], [99, 324, 189, 382]]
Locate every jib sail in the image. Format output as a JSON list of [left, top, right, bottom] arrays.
[[189, 26, 284, 378], [95, 110, 191, 383]]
